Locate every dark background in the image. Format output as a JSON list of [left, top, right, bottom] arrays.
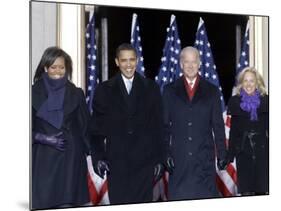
[[91, 4, 250, 103]]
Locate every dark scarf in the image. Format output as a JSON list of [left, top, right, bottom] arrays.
[[36, 72, 67, 129], [240, 88, 260, 121]]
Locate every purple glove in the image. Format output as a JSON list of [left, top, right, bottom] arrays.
[[34, 132, 66, 151]]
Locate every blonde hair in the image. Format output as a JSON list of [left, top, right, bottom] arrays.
[[235, 66, 267, 96]]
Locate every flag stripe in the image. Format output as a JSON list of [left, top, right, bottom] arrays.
[[87, 173, 99, 203], [216, 175, 232, 197], [226, 163, 238, 184]]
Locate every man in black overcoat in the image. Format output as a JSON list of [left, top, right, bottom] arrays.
[[162, 46, 227, 200], [87, 43, 165, 204]]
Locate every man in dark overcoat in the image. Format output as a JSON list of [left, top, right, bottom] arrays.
[[162, 46, 227, 200], [87, 43, 165, 204]]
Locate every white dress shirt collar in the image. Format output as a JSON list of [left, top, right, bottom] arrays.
[[121, 74, 134, 94], [186, 77, 197, 89]]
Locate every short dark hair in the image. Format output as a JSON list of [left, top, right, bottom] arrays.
[[115, 43, 137, 59], [33, 46, 73, 82]]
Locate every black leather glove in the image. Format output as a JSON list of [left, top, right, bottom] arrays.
[[93, 160, 110, 179], [154, 163, 165, 182], [217, 158, 228, 170], [33, 132, 66, 151], [165, 156, 175, 175]]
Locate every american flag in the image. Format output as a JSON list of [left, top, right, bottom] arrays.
[[155, 14, 182, 92], [86, 11, 99, 114], [194, 17, 238, 196], [85, 11, 110, 205], [236, 20, 250, 75], [194, 17, 225, 111], [131, 13, 145, 77], [153, 15, 182, 201], [219, 20, 250, 196]]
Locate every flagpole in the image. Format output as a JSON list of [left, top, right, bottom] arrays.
[[131, 13, 137, 38], [101, 17, 108, 82], [170, 14, 175, 25]]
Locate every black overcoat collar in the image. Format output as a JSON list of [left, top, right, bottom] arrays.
[[174, 76, 204, 104], [32, 79, 80, 117], [108, 72, 146, 115]]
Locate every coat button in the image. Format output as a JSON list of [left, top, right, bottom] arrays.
[[188, 152, 193, 156], [188, 137, 192, 141], [188, 122, 192, 126], [127, 131, 134, 135]]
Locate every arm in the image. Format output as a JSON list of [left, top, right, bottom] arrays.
[[162, 86, 175, 174], [211, 88, 227, 162], [76, 88, 91, 154], [152, 84, 165, 164], [87, 84, 108, 163], [32, 107, 65, 151], [227, 97, 240, 162]]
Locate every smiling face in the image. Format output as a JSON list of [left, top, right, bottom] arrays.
[[242, 71, 257, 95], [115, 50, 137, 79], [45, 57, 66, 79], [180, 48, 200, 81]]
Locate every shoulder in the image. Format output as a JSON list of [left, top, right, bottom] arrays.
[[227, 95, 241, 114], [259, 94, 269, 113], [163, 78, 180, 92], [95, 78, 112, 93], [200, 77, 219, 92], [32, 79, 44, 92], [65, 81, 85, 100], [143, 77, 159, 90], [260, 94, 269, 104]]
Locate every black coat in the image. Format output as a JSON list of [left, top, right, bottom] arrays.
[[163, 77, 226, 200], [227, 95, 269, 194], [32, 79, 90, 209], [88, 72, 164, 204]]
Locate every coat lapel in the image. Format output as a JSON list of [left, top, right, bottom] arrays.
[[111, 72, 145, 115], [174, 76, 206, 105], [175, 77, 190, 104], [191, 78, 204, 104], [63, 82, 80, 117], [129, 73, 145, 115], [32, 79, 48, 111], [111, 73, 130, 112]]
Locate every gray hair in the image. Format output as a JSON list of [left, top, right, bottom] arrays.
[[179, 46, 201, 65]]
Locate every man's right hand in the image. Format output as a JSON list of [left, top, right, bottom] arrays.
[[93, 160, 110, 179]]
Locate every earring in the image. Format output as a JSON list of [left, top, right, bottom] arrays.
[[44, 68, 48, 73]]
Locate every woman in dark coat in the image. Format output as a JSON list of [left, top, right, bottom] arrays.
[[227, 67, 269, 196], [32, 46, 90, 209]]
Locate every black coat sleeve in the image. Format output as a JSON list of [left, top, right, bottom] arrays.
[[162, 85, 172, 159], [149, 82, 165, 164], [87, 84, 108, 162], [76, 88, 91, 154], [227, 96, 241, 161], [211, 87, 226, 160]]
